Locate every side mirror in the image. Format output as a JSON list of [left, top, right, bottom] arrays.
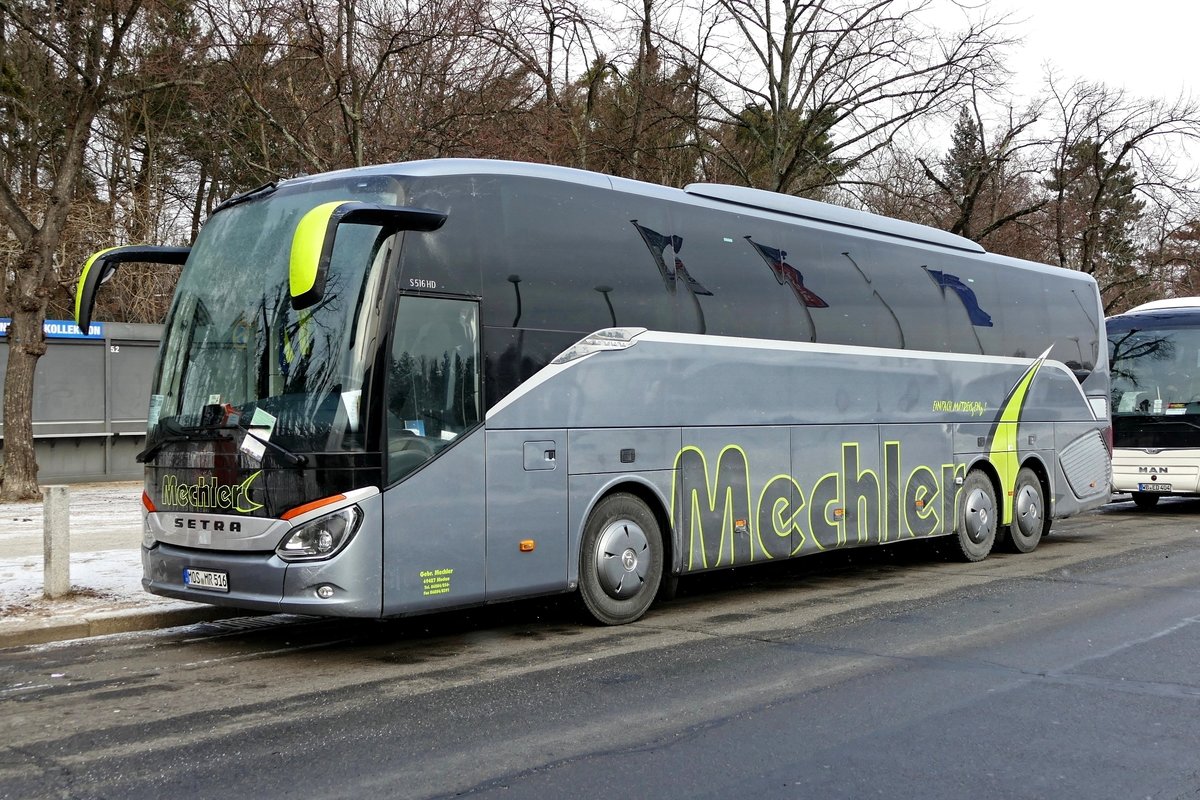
[[75, 245, 191, 332], [289, 201, 447, 310]]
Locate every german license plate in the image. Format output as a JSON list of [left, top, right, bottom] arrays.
[[1138, 483, 1172, 493], [184, 568, 229, 592]]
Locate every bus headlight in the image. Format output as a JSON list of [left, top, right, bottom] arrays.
[[276, 506, 362, 562]]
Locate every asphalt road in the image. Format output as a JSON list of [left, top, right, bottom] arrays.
[[2, 497, 1200, 800]]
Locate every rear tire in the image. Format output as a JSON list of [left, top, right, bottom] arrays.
[[1004, 467, 1047, 553], [578, 493, 663, 625], [1131, 491, 1160, 510], [953, 470, 996, 562]]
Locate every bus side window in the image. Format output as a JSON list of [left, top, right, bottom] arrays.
[[859, 240, 948, 352], [670, 209, 810, 343], [929, 256, 1000, 356], [385, 296, 481, 483], [806, 232, 904, 350], [484, 178, 677, 335], [397, 176, 487, 299]]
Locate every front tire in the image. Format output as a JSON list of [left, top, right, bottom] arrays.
[[1004, 467, 1047, 553], [1131, 491, 1160, 510], [579, 493, 664, 625], [954, 470, 997, 562]]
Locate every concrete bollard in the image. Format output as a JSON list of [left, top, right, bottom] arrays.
[[43, 485, 70, 599]]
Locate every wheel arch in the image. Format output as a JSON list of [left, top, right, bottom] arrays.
[[574, 477, 674, 624], [965, 453, 1050, 531], [574, 476, 676, 578], [1020, 454, 1053, 518], [962, 456, 1002, 527]]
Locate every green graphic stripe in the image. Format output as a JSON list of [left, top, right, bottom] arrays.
[[988, 351, 1049, 524]]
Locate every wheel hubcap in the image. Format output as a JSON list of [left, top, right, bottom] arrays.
[[964, 486, 994, 543], [621, 548, 637, 570], [596, 518, 650, 600], [1014, 484, 1042, 538]]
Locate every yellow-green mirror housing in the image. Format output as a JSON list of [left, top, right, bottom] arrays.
[[289, 201, 446, 310], [75, 245, 191, 332]]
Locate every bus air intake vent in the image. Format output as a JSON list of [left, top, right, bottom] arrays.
[[1059, 430, 1111, 500]]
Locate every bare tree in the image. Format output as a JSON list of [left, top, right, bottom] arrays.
[[862, 96, 1047, 261], [0, 0, 199, 499], [1140, 212, 1200, 307], [202, 0, 373, 174], [477, 0, 617, 166], [563, 0, 706, 184], [1043, 77, 1200, 311], [661, 0, 1012, 195], [201, 0, 522, 175], [914, 96, 1046, 245]]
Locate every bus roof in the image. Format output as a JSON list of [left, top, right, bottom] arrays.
[[683, 183, 984, 254], [1124, 297, 1200, 313], [285, 158, 985, 256], [1107, 298, 1200, 332]]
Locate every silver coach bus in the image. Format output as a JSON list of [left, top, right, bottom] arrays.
[[76, 159, 1112, 625]]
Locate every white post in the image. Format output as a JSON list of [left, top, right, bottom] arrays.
[[43, 485, 70, 599]]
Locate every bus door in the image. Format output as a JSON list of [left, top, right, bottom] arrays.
[[381, 294, 486, 614]]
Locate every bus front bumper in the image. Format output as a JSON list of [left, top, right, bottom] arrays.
[[142, 542, 383, 617], [1111, 450, 1200, 495]]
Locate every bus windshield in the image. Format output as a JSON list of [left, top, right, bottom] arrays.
[[147, 176, 402, 456], [1110, 325, 1200, 448]]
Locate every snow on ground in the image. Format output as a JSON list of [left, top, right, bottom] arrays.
[[0, 549, 182, 620], [0, 481, 143, 542], [0, 482, 194, 620]]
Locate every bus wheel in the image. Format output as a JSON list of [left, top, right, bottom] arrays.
[[954, 470, 996, 562], [1005, 467, 1046, 553], [1131, 491, 1160, 510], [579, 493, 663, 625]]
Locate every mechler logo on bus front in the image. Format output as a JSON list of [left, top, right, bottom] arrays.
[[160, 472, 264, 513]]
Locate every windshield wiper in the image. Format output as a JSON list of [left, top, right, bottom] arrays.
[[210, 182, 278, 216], [238, 426, 308, 467], [137, 419, 308, 467], [136, 420, 231, 463], [187, 421, 309, 468]]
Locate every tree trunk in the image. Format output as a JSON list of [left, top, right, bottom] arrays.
[[0, 308, 47, 500]]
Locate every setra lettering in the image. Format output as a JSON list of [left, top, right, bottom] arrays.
[[173, 517, 242, 532]]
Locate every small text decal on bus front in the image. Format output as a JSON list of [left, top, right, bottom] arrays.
[[420, 568, 453, 596]]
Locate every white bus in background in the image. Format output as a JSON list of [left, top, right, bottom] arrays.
[[1107, 297, 1200, 509]]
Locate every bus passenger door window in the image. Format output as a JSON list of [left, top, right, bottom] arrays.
[[385, 295, 481, 483]]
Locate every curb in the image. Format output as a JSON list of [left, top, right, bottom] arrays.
[[0, 605, 247, 650]]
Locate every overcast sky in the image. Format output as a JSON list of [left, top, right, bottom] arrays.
[[990, 0, 1194, 101]]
